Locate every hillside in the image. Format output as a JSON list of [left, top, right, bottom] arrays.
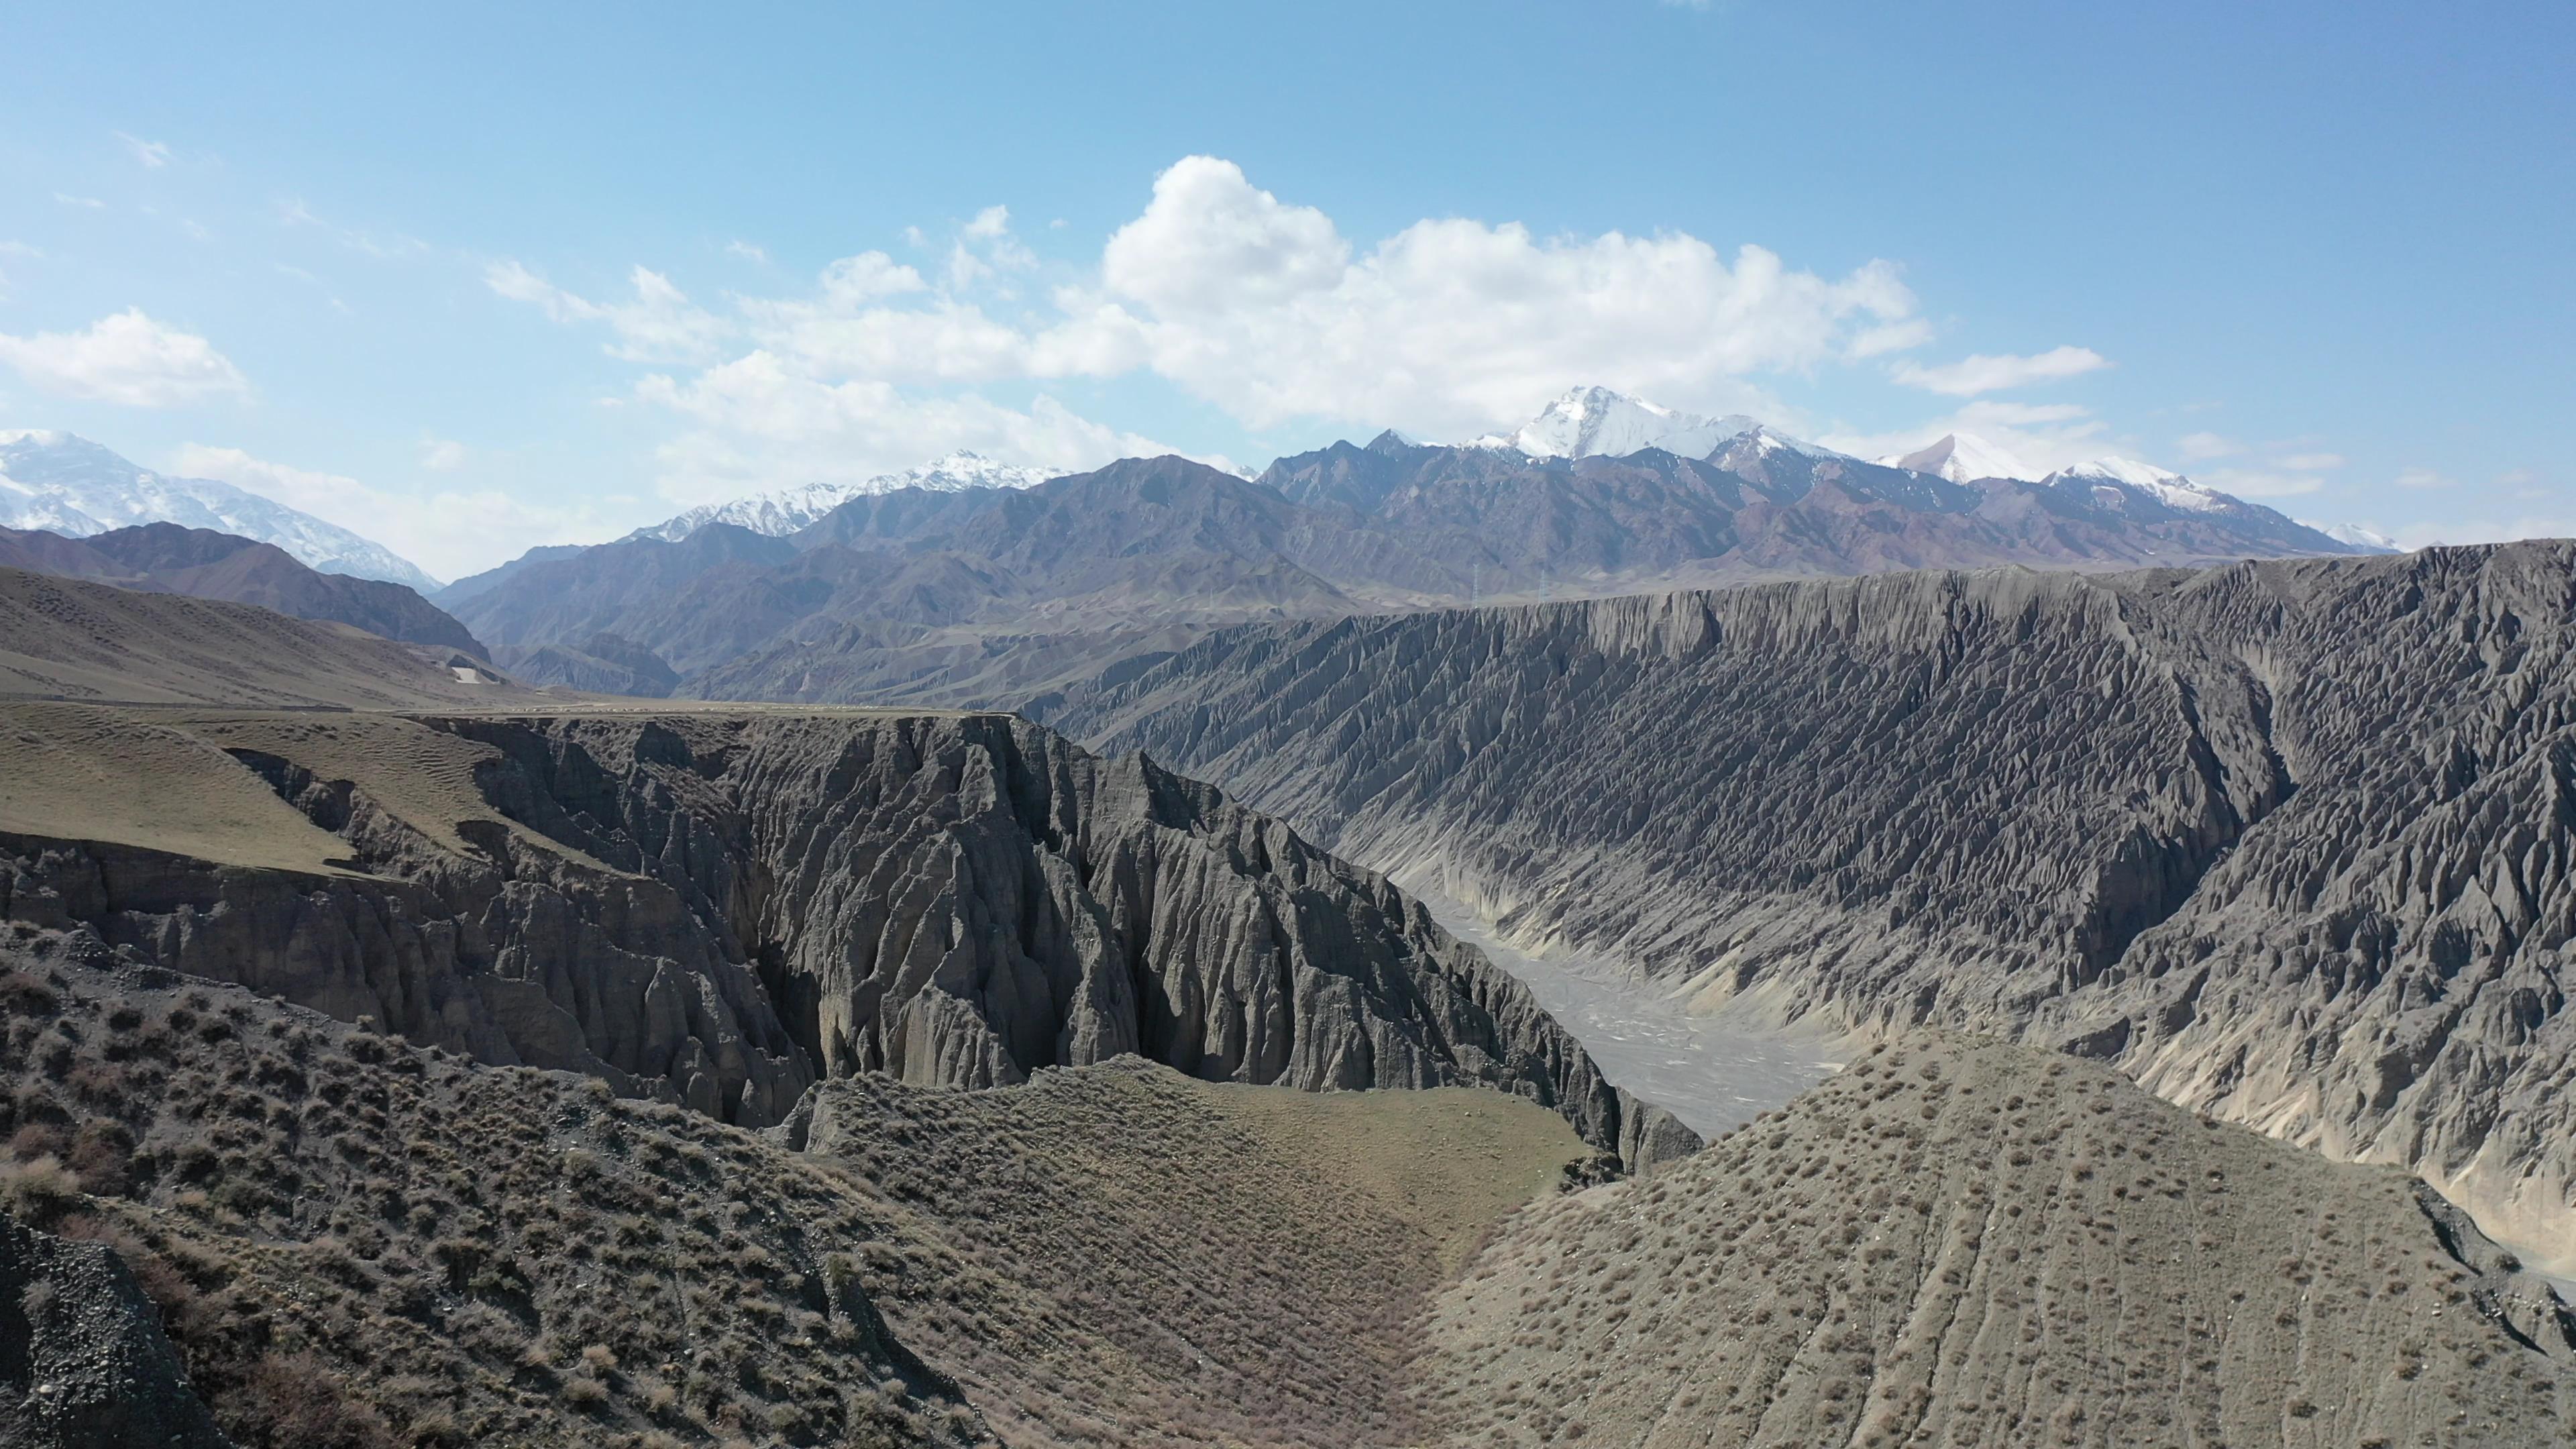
[[0, 704, 1682, 1168], [1415, 1034, 2575, 1448], [9, 929, 2566, 1448], [1048, 541, 2576, 1271], [0, 568, 533, 709], [0, 523, 486, 659]]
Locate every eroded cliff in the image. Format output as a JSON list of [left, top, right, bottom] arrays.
[[0, 706, 1670, 1163], [1050, 541, 2576, 1266]]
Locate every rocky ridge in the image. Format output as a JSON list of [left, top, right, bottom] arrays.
[[1048, 541, 2576, 1269], [0, 706, 1677, 1166]]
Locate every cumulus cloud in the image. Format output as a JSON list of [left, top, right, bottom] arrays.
[[2178, 431, 2238, 462], [496, 155, 1977, 494], [1077, 156, 1922, 433], [548, 156, 1930, 454], [485, 260, 727, 364], [0, 309, 250, 406], [53, 193, 106, 210], [1890, 345, 2110, 397], [419, 437, 467, 471], [725, 239, 770, 264], [2394, 467, 2454, 489], [172, 443, 619, 581]]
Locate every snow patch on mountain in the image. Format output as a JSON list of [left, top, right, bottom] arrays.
[[2051, 457, 2236, 515], [1880, 432, 2039, 483], [631, 450, 1061, 542], [1469, 385, 1827, 460], [2303, 521, 2402, 553], [0, 429, 441, 590]]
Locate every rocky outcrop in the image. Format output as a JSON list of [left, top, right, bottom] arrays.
[[1415, 1033, 2576, 1448], [0, 1209, 232, 1449], [1048, 541, 2576, 1267], [0, 708, 1673, 1163]]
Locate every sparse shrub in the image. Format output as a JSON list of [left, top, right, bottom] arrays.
[[0, 1154, 82, 1225]]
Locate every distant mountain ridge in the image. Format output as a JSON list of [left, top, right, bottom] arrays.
[[0, 430, 441, 590], [625, 449, 1061, 543], [445, 388, 2381, 707], [0, 521, 486, 659]]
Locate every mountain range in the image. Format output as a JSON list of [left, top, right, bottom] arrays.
[[0, 430, 441, 591], [429, 388, 2383, 706], [623, 448, 1060, 542]]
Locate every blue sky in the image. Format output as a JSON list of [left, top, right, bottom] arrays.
[[2, 0, 2568, 579]]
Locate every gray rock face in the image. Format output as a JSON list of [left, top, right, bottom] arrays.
[[0, 709, 1672, 1163], [0, 1210, 232, 1449], [1047, 541, 2576, 1268]]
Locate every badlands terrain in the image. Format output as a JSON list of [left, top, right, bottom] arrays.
[[2, 460, 2572, 1445]]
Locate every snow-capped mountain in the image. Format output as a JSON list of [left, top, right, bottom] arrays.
[[1468, 386, 1762, 460], [630, 450, 1060, 542], [2304, 521, 2402, 553], [2047, 457, 2237, 515], [0, 430, 440, 590], [1879, 432, 2039, 483]]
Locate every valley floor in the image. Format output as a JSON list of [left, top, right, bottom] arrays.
[[1413, 890, 1841, 1136]]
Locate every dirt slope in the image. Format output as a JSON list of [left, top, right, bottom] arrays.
[[1415, 1034, 2576, 1448]]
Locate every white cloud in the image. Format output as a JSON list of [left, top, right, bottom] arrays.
[[2394, 468, 2454, 489], [2178, 431, 2238, 462], [54, 193, 106, 210], [171, 443, 616, 581], [115, 131, 172, 168], [579, 156, 1927, 447], [633, 353, 1195, 506], [419, 437, 467, 471], [0, 309, 250, 406], [1890, 345, 2110, 397], [725, 239, 770, 264], [2279, 451, 2344, 470], [484, 260, 727, 363], [1068, 156, 1921, 433]]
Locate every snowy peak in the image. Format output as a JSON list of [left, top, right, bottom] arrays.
[[0, 431, 440, 590], [2046, 456, 2236, 515], [632, 449, 1060, 543], [1881, 432, 2039, 484], [1468, 385, 1784, 461], [2304, 521, 2403, 553]]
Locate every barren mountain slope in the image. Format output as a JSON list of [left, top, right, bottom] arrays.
[[1415, 1034, 2576, 1449], [0, 706, 1678, 1165], [0, 567, 523, 709], [1049, 541, 2576, 1267], [0, 523, 487, 659]]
